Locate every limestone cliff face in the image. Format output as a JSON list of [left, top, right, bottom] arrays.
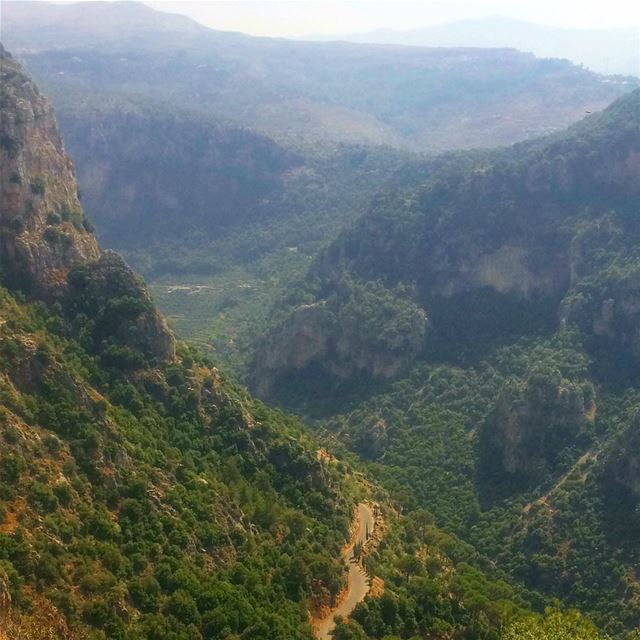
[[299, 91, 640, 372], [561, 264, 640, 364], [558, 213, 640, 365], [56, 108, 298, 248], [482, 369, 595, 486], [0, 46, 174, 363], [425, 234, 571, 300], [253, 292, 427, 399], [0, 45, 100, 294]]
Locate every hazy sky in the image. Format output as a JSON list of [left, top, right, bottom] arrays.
[[146, 0, 640, 37]]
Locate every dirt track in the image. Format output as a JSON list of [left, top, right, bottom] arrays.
[[315, 503, 375, 639]]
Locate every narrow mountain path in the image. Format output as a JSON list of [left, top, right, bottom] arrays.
[[523, 448, 598, 514], [315, 503, 376, 639]]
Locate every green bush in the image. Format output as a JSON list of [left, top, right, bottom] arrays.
[[29, 176, 45, 195]]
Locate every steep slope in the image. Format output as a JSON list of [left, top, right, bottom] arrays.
[[2, 0, 634, 152], [257, 89, 640, 396], [56, 107, 299, 250], [0, 43, 100, 295], [253, 90, 640, 635], [0, 45, 359, 640], [0, 42, 564, 640], [0, 44, 174, 360], [2, 0, 635, 384], [0, 45, 571, 640], [2, 35, 633, 640], [331, 16, 640, 77]]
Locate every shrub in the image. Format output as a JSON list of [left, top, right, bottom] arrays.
[[129, 575, 162, 613], [27, 482, 58, 513], [29, 176, 45, 195], [43, 226, 61, 245], [0, 454, 26, 484]]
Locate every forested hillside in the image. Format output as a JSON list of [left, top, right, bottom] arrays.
[[2, 0, 635, 382], [2, 3, 639, 638], [0, 43, 606, 640], [260, 89, 640, 394], [3, 0, 634, 153], [58, 108, 298, 250], [0, 43, 358, 639], [256, 89, 640, 636]]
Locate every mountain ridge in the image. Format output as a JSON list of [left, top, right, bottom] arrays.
[[254, 89, 640, 397], [3, 0, 634, 153], [321, 15, 640, 76], [249, 86, 640, 634]]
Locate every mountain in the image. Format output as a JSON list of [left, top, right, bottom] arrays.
[[2, 1, 635, 153], [328, 16, 639, 77], [2, 0, 635, 382], [1, 43, 592, 640], [253, 89, 640, 634], [260, 91, 640, 392], [0, 0, 207, 50], [57, 106, 299, 252], [0, 47, 100, 296], [2, 0, 636, 381], [0, 43, 358, 639], [255, 89, 640, 395]]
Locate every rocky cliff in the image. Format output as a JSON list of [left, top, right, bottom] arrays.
[[253, 280, 427, 399], [0, 45, 100, 294], [0, 47, 355, 640], [262, 90, 640, 390], [56, 108, 298, 249], [0, 45, 175, 364], [318, 89, 640, 302], [481, 367, 595, 487]]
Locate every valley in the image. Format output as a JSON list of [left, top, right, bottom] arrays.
[[0, 2, 639, 640]]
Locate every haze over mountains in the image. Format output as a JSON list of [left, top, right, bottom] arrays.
[[1, 2, 640, 639], [2, 1, 635, 152], [322, 16, 640, 77]]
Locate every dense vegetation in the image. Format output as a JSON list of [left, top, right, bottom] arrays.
[[4, 0, 635, 386], [250, 89, 640, 637], [1, 45, 610, 640], [2, 6, 639, 638], [2, 273, 609, 638], [0, 47, 354, 639], [0, 284, 362, 639], [322, 332, 640, 635]]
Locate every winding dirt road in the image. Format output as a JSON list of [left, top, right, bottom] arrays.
[[315, 503, 375, 639]]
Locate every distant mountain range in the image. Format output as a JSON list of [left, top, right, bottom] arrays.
[[2, 2, 635, 153], [318, 16, 639, 77]]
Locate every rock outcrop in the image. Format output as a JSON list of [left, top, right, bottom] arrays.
[[281, 89, 640, 381], [0, 45, 100, 295], [0, 46, 175, 364], [482, 367, 595, 486], [561, 260, 640, 366], [253, 283, 427, 399]]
